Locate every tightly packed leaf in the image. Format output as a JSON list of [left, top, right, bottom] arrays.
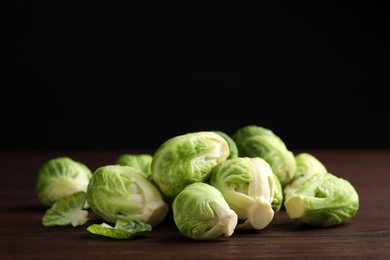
[[213, 130, 239, 159], [283, 152, 328, 196], [116, 154, 153, 181], [232, 125, 296, 187], [209, 157, 283, 230], [35, 157, 92, 206], [284, 172, 359, 227], [86, 165, 168, 227], [172, 182, 238, 241], [151, 131, 230, 199]]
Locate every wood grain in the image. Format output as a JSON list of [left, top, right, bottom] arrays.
[[1, 150, 389, 259]]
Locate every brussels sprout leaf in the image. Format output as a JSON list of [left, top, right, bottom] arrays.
[[42, 191, 88, 227], [87, 220, 152, 239]]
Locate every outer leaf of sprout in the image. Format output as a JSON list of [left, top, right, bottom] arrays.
[[209, 157, 281, 230], [35, 157, 92, 207], [116, 154, 153, 181], [151, 131, 230, 199], [284, 172, 359, 227], [42, 191, 88, 227], [212, 130, 239, 159], [172, 182, 238, 241], [87, 165, 168, 226], [270, 172, 284, 212], [283, 152, 328, 196], [87, 220, 152, 239], [231, 125, 296, 186]]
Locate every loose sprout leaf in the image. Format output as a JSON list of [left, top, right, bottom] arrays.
[[114, 219, 152, 234], [87, 220, 152, 239], [42, 191, 88, 227], [212, 130, 239, 159]]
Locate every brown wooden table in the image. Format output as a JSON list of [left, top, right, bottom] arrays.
[[1, 150, 389, 259]]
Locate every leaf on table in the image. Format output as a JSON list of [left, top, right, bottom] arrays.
[[42, 191, 89, 227], [87, 219, 152, 239]]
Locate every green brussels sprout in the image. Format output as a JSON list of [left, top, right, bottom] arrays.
[[172, 182, 238, 241], [269, 172, 284, 212], [42, 191, 89, 227], [151, 131, 230, 199], [232, 125, 296, 187], [116, 153, 153, 180], [284, 172, 359, 227], [86, 165, 168, 227], [283, 152, 328, 196], [212, 130, 239, 159], [35, 157, 92, 207], [209, 157, 282, 230]]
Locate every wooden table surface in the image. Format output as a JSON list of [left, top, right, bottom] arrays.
[[1, 149, 389, 259]]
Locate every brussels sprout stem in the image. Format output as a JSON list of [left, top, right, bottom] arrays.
[[237, 196, 274, 230], [284, 195, 306, 219], [200, 208, 238, 240]]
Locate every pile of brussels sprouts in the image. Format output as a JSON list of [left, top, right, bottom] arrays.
[[35, 125, 360, 241]]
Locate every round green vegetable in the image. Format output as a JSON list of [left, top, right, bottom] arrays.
[[151, 131, 230, 199], [283, 152, 328, 196], [232, 125, 296, 186], [87, 165, 168, 227], [116, 153, 153, 180], [35, 157, 92, 206], [209, 157, 282, 230], [172, 182, 238, 241], [284, 172, 359, 227]]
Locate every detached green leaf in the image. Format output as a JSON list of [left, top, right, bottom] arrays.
[[42, 191, 88, 227], [87, 220, 152, 239]]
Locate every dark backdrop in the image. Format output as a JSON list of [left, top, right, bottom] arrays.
[[3, 2, 389, 151]]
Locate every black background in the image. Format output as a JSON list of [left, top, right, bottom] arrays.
[[3, 2, 389, 151]]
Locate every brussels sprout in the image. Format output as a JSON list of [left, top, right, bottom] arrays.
[[283, 152, 328, 196], [86, 165, 168, 227], [232, 125, 296, 186], [151, 131, 230, 199], [209, 157, 282, 230], [284, 172, 359, 227], [212, 130, 239, 159], [116, 154, 153, 180], [87, 219, 152, 240], [172, 182, 238, 241], [35, 157, 92, 207], [42, 191, 88, 227], [269, 172, 284, 212]]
